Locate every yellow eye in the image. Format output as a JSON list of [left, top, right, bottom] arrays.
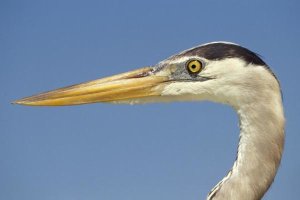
[[186, 60, 203, 74]]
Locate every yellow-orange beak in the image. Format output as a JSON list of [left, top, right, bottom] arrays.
[[13, 67, 169, 106]]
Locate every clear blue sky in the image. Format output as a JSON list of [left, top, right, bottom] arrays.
[[1, 0, 299, 199]]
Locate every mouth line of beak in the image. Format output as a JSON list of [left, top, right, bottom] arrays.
[[13, 67, 171, 106], [191, 76, 215, 82]]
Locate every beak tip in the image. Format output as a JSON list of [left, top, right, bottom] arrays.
[[12, 98, 34, 106], [12, 99, 24, 105]]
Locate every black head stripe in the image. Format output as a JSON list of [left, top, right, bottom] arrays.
[[182, 43, 267, 66]]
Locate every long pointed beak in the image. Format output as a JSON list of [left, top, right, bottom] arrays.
[[13, 67, 169, 106]]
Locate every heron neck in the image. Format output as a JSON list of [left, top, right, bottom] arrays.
[[208, 99, 285, 200]]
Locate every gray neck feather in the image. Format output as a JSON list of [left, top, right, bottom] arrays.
[[207, 94, 285, 200]]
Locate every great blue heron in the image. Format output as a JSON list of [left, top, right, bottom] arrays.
[[14, 42, 285, 200]]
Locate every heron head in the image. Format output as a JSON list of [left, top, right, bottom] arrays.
[[14, 42, 280, 108]]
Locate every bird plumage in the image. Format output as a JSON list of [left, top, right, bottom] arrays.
[[14, 42, 285, 200]]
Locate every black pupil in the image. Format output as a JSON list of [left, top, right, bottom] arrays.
[[191, 64, 196, 69]]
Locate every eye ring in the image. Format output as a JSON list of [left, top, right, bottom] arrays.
[[186, 60, 203, 75]]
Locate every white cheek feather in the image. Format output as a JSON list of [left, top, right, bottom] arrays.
[[203, 58, 247, 77], [161, 82, 210, 100], [160, 58, 250, 104], [206, 58, 281, 107]]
